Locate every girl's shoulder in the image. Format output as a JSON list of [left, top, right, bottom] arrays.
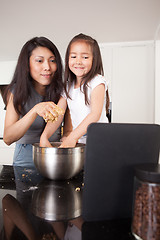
[[89, 74, 108, 90]]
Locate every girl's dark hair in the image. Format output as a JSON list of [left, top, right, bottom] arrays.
[[64, 33, 109, 112], [4, 36, 63, 114]]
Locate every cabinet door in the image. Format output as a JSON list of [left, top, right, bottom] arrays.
[[111, 43, 154, 123], [0, 95, 5, 138], [0, 140, 14, 165], [155, 40, 160, 124], [0, 61, 16, 84]]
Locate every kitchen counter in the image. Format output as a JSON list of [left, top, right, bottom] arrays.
[[0, 165, 135, 239]]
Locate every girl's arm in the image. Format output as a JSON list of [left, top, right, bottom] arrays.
[[60, 84, 105, 148], [3, 92, 57, 145], [40, 97, 67, 147]]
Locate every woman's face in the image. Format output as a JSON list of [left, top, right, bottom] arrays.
[[29, 46, 57, 89]]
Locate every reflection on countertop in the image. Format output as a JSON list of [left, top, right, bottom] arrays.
[[0, 165, 135, 240], [0, 165, 84, 239]]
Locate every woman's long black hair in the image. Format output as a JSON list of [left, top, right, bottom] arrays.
[[4, 36, 63, 114]]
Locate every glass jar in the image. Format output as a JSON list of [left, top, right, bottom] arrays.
[[132, 163, 160, 240]]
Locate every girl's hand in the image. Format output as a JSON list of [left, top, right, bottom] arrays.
[[59, 135, 77, 148], [34, 102, 56, 119]]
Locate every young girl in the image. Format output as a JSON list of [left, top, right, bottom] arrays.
[[40, 33, 109, 148]]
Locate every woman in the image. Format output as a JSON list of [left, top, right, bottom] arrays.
[[3, 36, 64, 166]]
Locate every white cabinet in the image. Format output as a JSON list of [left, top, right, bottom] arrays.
[[0, 95, 14, 165], [155, 40, 160, 124], [100, 41, 155, 123], [0, 95, 5, 138], [0, 140, 14, 165], [0, 60, 17, 84]]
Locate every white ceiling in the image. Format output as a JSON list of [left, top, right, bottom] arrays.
[[0, 0, 160, 61]]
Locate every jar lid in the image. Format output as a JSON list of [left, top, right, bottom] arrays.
[[134, 163, 160, 183]]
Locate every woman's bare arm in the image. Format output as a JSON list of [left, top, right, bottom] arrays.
[[3, 92, 57, 145], [40, 97, 67, 147]]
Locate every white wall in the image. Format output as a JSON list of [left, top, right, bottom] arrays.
[[0, 0, 160, 61]]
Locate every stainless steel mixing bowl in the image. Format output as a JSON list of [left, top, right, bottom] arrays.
[[32, 142, 85, 180], [31, 178, 82, 221]]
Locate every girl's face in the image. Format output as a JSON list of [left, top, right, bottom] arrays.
[[29, 46, 57, 90], [69, 40, 93, 82]]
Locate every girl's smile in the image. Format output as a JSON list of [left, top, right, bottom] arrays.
[[69, 41, 93, 83]]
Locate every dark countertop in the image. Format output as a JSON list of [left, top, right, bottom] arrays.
[[0, 165, 135, 240]]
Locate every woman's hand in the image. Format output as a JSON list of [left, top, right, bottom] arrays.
[[39, 135, 53, 148], [34, 101, 56, 119]]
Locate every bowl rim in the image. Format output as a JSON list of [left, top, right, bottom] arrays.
[[32, 142, 86, 149]]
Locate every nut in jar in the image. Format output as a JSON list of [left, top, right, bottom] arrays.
[[132, 164, 160, 240]]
